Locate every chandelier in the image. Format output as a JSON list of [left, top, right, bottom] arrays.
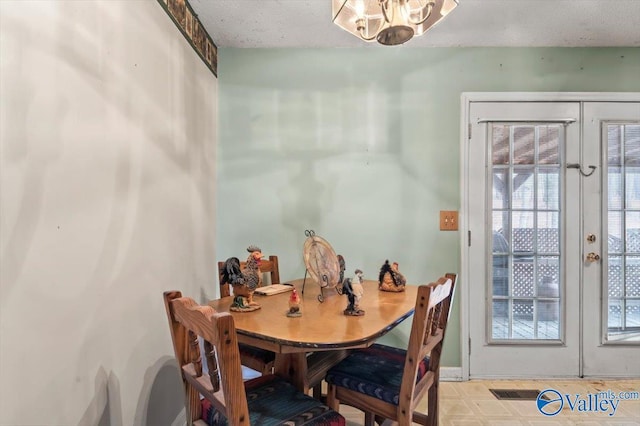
[[332, 0, 459, 46]]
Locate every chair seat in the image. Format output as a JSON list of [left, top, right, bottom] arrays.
[[238, 343, 276, 365], [325, 344, 430, 406], [201, 374, 345, 426]]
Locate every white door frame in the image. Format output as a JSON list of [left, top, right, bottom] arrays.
[[460, 92, 640, 380]]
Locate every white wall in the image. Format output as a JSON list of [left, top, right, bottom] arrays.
[[0, 1, 217, 425], [217, 47, 640, 368]]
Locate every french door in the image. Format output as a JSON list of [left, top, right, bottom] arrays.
[[466, 99, 640, 378], [582, 102, 640, 376]]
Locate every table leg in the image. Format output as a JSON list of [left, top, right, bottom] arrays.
[[274, 353, 309, 392], [274, 350, 351, 395]]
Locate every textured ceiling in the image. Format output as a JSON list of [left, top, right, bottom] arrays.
[[189, 0, 640, 48]]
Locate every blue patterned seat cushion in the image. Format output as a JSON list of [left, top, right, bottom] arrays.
[[325, 344, 430, 405], [238, 343, 275, 365], [201, 374, 345, 426]]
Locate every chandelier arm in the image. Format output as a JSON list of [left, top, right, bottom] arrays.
[[359, 31, 379, 41], [380, 0, 393, 23], [358, 17, 385, 41], [406, 0, 435, 25]]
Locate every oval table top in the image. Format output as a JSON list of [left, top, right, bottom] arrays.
[[208, 278, 418, 352]]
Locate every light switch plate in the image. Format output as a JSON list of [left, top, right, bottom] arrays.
[[440, 210, 458, 231]]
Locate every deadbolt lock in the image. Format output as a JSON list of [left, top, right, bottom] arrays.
[[586, 252, 600, 263], [587, 234, 596, 243]]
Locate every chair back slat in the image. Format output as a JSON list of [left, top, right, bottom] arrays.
[[203, 340, 220, 392], [397, 273, 457, 425], [419, 329, 443, 359], [188, 330, 203, 377], [164, 291, 251, 425], [427, 278, 452, 310]]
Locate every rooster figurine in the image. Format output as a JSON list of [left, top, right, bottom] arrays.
[[342, 269, 365, 316], [222, 245, 264, 312], [287, 288, 302, 317], [378, 260, 406, 292]]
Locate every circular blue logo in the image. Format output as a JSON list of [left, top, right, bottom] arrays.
[[537, 389, 563, 416]]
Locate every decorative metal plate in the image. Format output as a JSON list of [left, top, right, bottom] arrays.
[[303, 233, 340, 289]]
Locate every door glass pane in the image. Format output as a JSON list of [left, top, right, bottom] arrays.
[[513, 126, 535, 164], [538, 170, 559, 210], [538, 256, 560, 298], [606, 124, 640, 342], [626, 168, 640, 208], [490, 123, 563, 341], [608, 256, 623, 298], [512, 299, 534, 339], [609, 167, 623, 209], [538, 126, 559, 164], [513, 259, 534, 297], [492, 125, 510, 165], [512, 168, 535, 209], [492, 299, 509, 339], [492, 170, 510, 209], [609, 211, 623, 253], [537, 300, 560, 339], [537, 212, 559, 253], [608, 126, 622, 166]]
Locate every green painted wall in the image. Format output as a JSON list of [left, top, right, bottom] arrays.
[[217, 47, 640, 368]]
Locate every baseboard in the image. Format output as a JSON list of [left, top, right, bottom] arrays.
[[440, 367, 463, 381]]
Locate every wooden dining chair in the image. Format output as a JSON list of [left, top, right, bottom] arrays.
[[216, 255, 279, 375], [325, 273, 457, 426], [163, 291, 346, 426]]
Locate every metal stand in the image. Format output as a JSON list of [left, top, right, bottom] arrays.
[[302, 229, 315, 296], [301, 229, 333, 302], [302, 268, 309, 295], [317, 274, 329, 303], [302, 270, 330, 302]]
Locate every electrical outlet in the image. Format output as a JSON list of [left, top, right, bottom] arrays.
[[440, 210, 458, 231]]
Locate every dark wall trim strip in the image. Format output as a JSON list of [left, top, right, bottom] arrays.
[[157, 0, 218, 76]]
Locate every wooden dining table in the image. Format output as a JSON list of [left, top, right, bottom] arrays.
[[208, 278, 418, 393]]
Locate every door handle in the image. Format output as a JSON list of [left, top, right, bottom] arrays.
[[586, 252, 600, 263]]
